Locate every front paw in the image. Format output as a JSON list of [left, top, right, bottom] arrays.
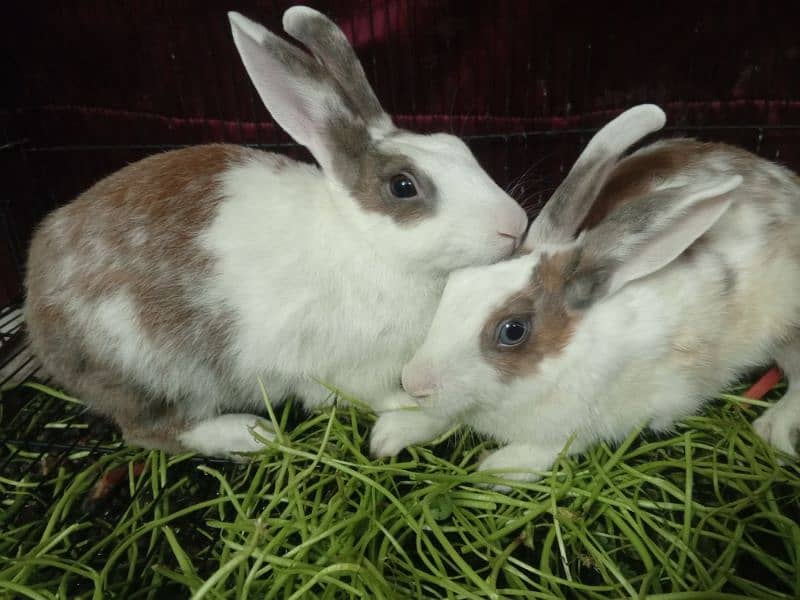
[[178, 414, 273, 460], [476, 444, 558, 490], [370, 410, 448, 458], [753, 400, 800, 460]]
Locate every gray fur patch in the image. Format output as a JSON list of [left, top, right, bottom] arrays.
[[540, 154, 617, 242], [583, 186, 684, 264], [350, 142, 438, 225], [564, 266, 613, 310], [705, 250, 737, 295], [324, 117, 436, 225], [285, 11, 385, 124], [261, 33, 326, 81], [546, 161, 597, 228], [721, 260, 737, 295], [327, 115, 371, 183]]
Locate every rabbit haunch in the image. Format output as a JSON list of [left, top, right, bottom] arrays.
[[380, 105, 800, 482], [23, 7, 527, 458]]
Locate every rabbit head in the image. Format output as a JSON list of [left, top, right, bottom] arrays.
[[229, 8, 528, 273]]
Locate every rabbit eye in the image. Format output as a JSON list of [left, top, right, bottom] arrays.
[[496, 318, 530, 348], [389, 173, 418, 198]]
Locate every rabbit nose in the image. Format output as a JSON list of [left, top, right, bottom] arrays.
[[401, 364, 439, 399], [497, 203, 529, 248]]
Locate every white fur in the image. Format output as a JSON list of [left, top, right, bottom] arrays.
[[202, 156, 438, 411], [281, 6, 321, 33], [579, 104, 666, 162], [178, 414, 272, 459], [228, 12, 269, 44], [200, 138, 526, 417]]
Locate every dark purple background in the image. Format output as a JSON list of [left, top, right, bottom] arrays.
[[2, 0, 799, 306]]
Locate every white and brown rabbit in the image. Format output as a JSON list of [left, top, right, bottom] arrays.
[[23, 7, 527, 457], [372, 104, 800, 483]]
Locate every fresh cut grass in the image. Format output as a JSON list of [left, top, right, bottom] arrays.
[[0, 380, 798, 599]]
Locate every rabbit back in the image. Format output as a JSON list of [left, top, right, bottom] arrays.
[[24, 145, 287, 423]]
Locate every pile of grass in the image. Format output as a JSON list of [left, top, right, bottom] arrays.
[[1, 382, 799, 599]]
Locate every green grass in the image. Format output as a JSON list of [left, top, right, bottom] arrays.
[[0, 382, 799, 599]]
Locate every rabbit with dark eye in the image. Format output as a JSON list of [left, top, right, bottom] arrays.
[[374, 104, 800, 483], [23, 7, 527, 457]]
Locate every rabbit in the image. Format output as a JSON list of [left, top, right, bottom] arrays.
[[371, 103, 800, 483], [23, 7, 528, 458]]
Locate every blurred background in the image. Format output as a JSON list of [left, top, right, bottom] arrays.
[[2, 0, 799, 308]]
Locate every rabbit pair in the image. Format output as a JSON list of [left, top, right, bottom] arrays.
[[23, 7, 527, 456], [373, 104, 800, 482]]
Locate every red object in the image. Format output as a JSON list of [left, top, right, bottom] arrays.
[[88, 461, 146, 502], [743, 367, 782, 400]]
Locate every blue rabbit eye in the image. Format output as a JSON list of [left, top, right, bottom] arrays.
[[389, 174, 418, 198], [497, 318, 530, 347]]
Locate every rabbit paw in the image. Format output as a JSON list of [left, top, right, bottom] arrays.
[[753, 398, 800, 460], [370, 410, 448, 458], [476, 444, 559, 491], [179, 414, 273, 460]]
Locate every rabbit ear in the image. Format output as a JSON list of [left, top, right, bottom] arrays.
[[524, 105, 667, 249], [228, 12, 366, 172], [282, 6, 393, 136], [564, 175, 743, 310]]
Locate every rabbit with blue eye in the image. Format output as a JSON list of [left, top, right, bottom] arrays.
[[373, 104, 800, 484], [23, 7, 528, 457]]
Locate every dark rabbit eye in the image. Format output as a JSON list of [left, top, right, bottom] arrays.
[[389, 174, 418, 198], [496, 318, 530, 348]]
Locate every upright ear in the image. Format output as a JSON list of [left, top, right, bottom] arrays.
[[228, 11, 368, 172], [564, 175, 743, 310], [282, 6, 393, 135], [524, 105, 667, 250]]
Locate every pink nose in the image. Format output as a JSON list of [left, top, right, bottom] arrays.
[[401, 364, 439, 399], [497, 203, 529, 247]]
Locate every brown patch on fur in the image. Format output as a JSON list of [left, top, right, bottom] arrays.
[[580, 140, 709, 230], [325, 117, 433, 225], [23, 144, 261, 440], [534, 250, 578, 293], [121, 405, 190, 454], [327, 115, 371, 172], [351, 145, 436, 225], [67, 145, 244, 365], [480, 250, 579, 381]]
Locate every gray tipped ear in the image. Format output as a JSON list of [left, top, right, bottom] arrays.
[[565, 175, 743, 309], [524, 105, 667, 250], [282, 6, 393, 135], [228, 11, 362, 172]]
